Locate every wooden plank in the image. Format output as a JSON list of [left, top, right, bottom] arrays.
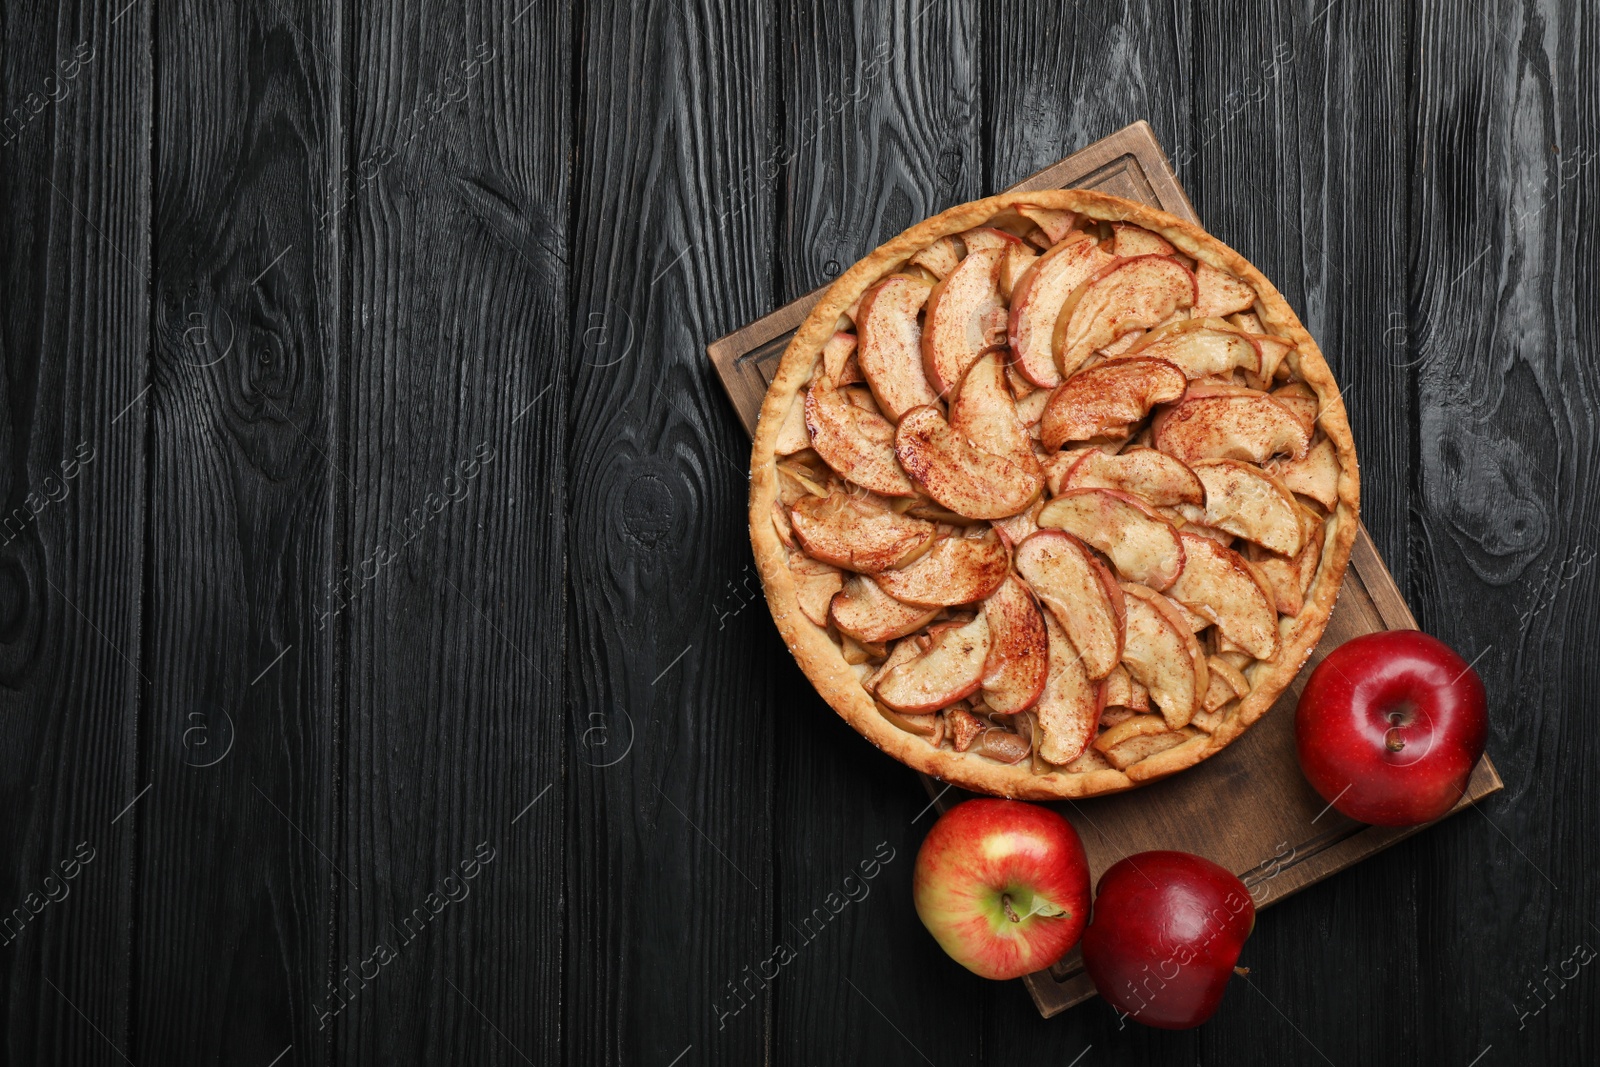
[[1409, 1, 1599, 1061], [134, 2, 341, 1060], [564, 2, 777, 1064], [335, 3, 569, 1062], [771, 3, 986, 1064], [0, 2, 148, 1063]]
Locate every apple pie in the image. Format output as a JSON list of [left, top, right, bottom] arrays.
[[749, 190, 1358, 799]]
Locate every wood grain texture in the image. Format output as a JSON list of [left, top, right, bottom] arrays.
[[0, 2, 148, 1064], [564, 2, 779, 1064], [1409, 0, 1600, 1061], [136, 1, 341, 1061], [336, 1, 569, 1062], [772, 3, 986, 1062]]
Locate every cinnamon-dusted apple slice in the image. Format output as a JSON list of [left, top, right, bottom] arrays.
[[894, 406, 1044, 519], [1271, 381, 1319, 434], [821, 330, 858, 381], [958, 226, 1025, 254], [979, 575, 1050, 714], [1267, 436, 1340, 510], [1053, 255, 1198, 378], [1108, 222, 1175, 257], [804, 376, 917, 496], [875, 527, 1010, 606], [910, 236, 963, 279], [790, 492, 936, 573], [788, 552, 845, 627], [1013, 530, 1125, 680], [998, 243, 1039, 301], [991, 498, 1043, 550], [1037, 488, 1185, 591], [1039, 357, 1187, 450], [950, 350, 1040, 472], [1007, 235, 1114, 389], [775, 392, 811, 455], [923, 248, 1007, 396], [1121, 318, 1262, 379], [1033, 611, 1105, 765], [1250, 514, 1324, 615], [1152, 387, 1312, 465], [1193, 263, 1257, 318], [1183, 460, 1305, 556], [1059, 446, 1205, 507], [1166, 531, 1280, 659], [857, 274, 938, 419], [1250, 333, 1296, 383], [830, 574, 940, 643], [1119, 583, 1208, 730], [1017, 204, 1078, 245], [876, 614, 991, 713]]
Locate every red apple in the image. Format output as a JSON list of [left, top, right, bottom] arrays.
[[1081, 851, 1254, 1029], [1295, 630, 1488, 826], [912, 799, 1090, 980]]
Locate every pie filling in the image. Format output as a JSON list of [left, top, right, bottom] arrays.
[[770, 203, 1346, 778]]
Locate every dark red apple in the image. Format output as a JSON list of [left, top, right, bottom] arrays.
[[1081, 851, 1254, 1029], [912, 799, 1090, 980], [1296, 630, 1488, 826]]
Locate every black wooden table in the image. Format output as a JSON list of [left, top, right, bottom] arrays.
[[2, 2, 1595, 1064]]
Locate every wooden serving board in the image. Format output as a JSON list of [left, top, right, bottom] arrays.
[[707, 121, 1502, 1019]]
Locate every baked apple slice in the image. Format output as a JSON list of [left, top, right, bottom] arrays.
[[790, 492, 936, 573], [1039, 357, 1187, 449], [876, 614, 991, 713], [804, 375, 917, 496], [894, 406, 1043, 519], [1108, 222, 1175, 257], [1250, 514, 1324, 615], [775, 392, 811, 455], [1166, 531, 1280, 659], [1012, 530, 1125, 680], [1121, 318, 1262, 378], [1058, 446, 1204, 507], [857, 274, 938, 419], [1017, 204, 1078, 245], [950, 351, 1040, 472], [1053, 255, 1198, 378], [788, 552, 845, 627], [1193, 263, 1257, 318], [830, 574, 940, 643], [1037, 488, 1185, 591], [1034, 611, 1105, 765], [1184, 460, 1305, 556], [874, 527, 1010, 606], [1271, 381, 1319, 434], [821, 330, 858, 381], [923, 247, 1007, 396], [979, 575, 1050, 714], [1119, 583, 1208, 730], [1267, 435, 1340, 510], [1250, 333, 1296, 383], [1006, 235, 1114, 389], [959, 227, 1025, 254], [1152, 387, 1312, 464], [910, 236, 963, 279]]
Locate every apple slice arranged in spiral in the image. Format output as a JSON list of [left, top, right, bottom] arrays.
[[1183, 460, 1305, 557], [1267, 436, 1340, 510], [979, 575, 1050, 715], [1053, 255, 1198, 378], [830, 574, 940, 643], [1250, 513, 1324, 616], [950, 350, 1040, 473], [875, 527, 1010, 607], [1017, 204, 1078, 245], [1007, 235, 1114, 389], [1107, 223, 1175, 257], [1166, 531, 1280, 659], [876, 614, 991, 713], [1037, 488, 1185, 591], [1013, 531, 1125, 680], [1153, 386, 1312, 465], [1039, 357, 1187, 450], [805, 374, 917, 496], [1119, 583, 1208, 730], [894, 406, 1043, 520], [1057, 447, 1204, 507], [857, 274, 938, 420], [1034, 610, 1106, 765], [1193, 263, 1258, 318], [923, 248, 1007, 396], [790, 492, 936, 573], [1121, 318, 1262, 378]]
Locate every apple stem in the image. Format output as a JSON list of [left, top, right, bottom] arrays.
[[1001, 894, 1020, 923]]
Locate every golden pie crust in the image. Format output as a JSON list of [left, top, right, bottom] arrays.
[[749, 190, 1360, 799]]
